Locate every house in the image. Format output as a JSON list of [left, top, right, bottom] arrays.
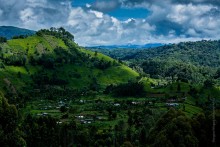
[[114, 103, 120, 106], [166, 103, 179, 107]]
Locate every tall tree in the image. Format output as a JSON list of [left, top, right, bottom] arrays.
[[0, 94, 26, 146]]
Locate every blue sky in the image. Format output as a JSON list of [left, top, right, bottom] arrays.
[[72, 0, 150, 20], [0, 0, 220, 46]]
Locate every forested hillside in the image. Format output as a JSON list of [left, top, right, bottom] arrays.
[[124, 40, 220, 67], [99, 40, 220, 84]]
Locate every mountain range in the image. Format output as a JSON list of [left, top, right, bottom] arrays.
[[0, 26, 35, 39], [86, 43, 164, 49]]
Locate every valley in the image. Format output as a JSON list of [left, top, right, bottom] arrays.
[[0, 27, 220, 146]]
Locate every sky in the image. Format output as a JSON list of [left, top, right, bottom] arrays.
[[0, 0, 220, 46]]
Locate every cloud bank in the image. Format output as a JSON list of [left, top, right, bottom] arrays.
[[0, 0, 219, 46]]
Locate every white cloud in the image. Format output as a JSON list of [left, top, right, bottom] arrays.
[[89, 10, 104, 18], [86, 3, 91, 8], [0, 0, 220, 45], [0, 9, 3, 16], [66, 7, 156, 46]]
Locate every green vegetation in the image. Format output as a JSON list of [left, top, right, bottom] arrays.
[[0, 93, 26, 146], [92, 40, 220, 85], [0, 27, 138, 97], [0, 28, 220, 146]]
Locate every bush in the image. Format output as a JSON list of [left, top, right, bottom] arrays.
[[60, 106, 67, 113], [110, 81, 145, 97]]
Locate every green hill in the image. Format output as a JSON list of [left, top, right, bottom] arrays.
[[0, 28, 138, 99], [0, 26, 35, 39], [123, 40, 220, 67], [110, 40, 220, 84]]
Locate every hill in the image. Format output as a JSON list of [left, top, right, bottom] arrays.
[[86, 43, 164, 60], [87, 43, 163, 50], [123, 40, 220, 67], [0, 26, 35, 39], [0, 28, 139, 100], [103, 40, 220, 84], [1, 28, 220, 147]]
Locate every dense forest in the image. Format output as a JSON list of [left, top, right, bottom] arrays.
[[0, 28, 220, 146], [90, 40, 220, 85]]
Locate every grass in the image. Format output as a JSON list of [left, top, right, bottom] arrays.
[[98, 65, 139, 86], [184, 103, 203, 117], [0, 34, 140, 93]]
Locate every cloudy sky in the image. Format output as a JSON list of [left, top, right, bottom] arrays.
[[0, 0, 220, 46]]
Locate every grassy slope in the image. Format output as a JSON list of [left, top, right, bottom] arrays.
[[0, 35, 139, 94]]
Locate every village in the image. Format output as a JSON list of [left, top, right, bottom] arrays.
[[28, 94, 188, 125]]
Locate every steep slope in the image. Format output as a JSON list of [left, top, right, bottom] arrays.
[[0, 29, 139, 99], [0, 26, 35, 39]]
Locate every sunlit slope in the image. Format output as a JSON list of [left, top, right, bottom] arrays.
[[0, 34, 139, 94]]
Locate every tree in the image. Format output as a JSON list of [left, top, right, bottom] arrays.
[[147, 108, 199, 147], [214, 68, 220, 79], [0, 94, 26, 146], [60, 105, 67, 113], [177, 82, 181, 92], [94, 51, 98, 56], [0, 36, 7, 43], [121, 141, 133, 147], [112, 81, 144, 97], [139, 127, 147, 145], [203, 79, 215, 88]]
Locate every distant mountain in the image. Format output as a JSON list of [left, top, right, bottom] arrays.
[[0, 26, 35, 39], [88, 43, 164, 50]]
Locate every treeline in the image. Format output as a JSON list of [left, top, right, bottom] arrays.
[[12, 34, 29, 39], [104, 81, 145, 97], [100, 40, 220, 84], [123, 40, 220, 68], [36, 27, 74, 43], [140, 59, 212, 83], [147, 108, 219, 147]]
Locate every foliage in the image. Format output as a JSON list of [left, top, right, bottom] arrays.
[[36, 27, 74, 42], [12, 35, 29, 39], [147, 108, 220, 147], [0, 36, 7, 43], [106, 81, 145, 97], [94, 40, 220, 85], [0, 94, 26, 146]]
